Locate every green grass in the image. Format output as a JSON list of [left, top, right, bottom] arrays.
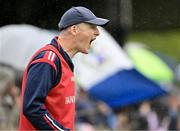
[[127, 30, 180, 61]]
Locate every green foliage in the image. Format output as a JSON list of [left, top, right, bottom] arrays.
[[127, 30, 180, 61]]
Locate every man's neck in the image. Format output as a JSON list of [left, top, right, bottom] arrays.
[[57, 36, 77, 58]]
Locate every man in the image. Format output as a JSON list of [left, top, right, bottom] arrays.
[[19, 6, 109, 131]]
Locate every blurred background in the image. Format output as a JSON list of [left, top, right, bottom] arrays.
[[0, 0, 180, 130]]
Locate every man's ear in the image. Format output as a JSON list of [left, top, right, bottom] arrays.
[[70, 25, 78, 36]]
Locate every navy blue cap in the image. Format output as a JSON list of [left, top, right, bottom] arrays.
[[58, 6, 109, 30]]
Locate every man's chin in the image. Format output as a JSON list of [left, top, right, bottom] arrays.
[[83, 51, 89, 54], [79, 47, 90, 54], [83, 49, 89, 54]]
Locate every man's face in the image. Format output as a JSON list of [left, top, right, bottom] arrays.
[[75, 23, 100, 54]]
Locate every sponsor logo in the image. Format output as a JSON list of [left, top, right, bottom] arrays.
[[65, 96, 75, 104]]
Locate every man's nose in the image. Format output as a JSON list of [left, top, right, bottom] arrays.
[[94, 27, 100, 36]]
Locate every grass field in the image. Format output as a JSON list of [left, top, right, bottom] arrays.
[[127, 30, 180, 61]]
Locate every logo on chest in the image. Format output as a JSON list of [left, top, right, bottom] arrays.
[[65, 96, 75, 104]]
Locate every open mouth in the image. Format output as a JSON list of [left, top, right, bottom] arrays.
[[90, 38, 96, 44]]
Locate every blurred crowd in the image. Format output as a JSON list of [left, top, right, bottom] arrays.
[[75, 87, 180, 131], [0, 62, 180, 130]]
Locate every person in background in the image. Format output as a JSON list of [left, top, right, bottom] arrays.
[[139, 101, 160, 131], [96, 101, 118, 130], [0, 64, 20, 130], [19, 6, 109, 131], [168, 95, 180, 130], [76, 87, 96, 131]]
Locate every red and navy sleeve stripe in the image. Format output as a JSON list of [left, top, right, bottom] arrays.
[[43, 113, 69, 131], [44, 51, 57, 62]]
